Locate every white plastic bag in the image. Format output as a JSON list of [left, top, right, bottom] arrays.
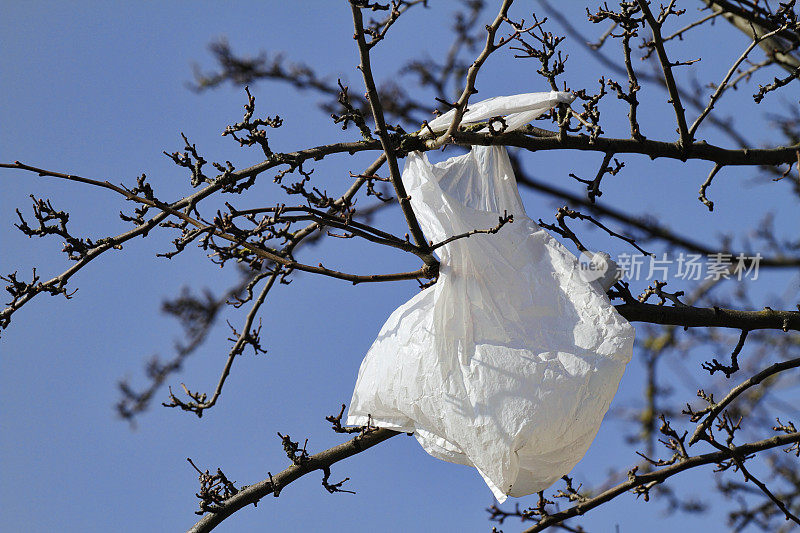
[[347, 92, 634, 502], [425, 90, 576, 133]]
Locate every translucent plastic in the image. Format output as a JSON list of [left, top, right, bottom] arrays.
[[426, 90, 576, 133], [347, 93, 635, 502]]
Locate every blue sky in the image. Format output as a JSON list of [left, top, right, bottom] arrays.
[[2, 2, 798, 532]]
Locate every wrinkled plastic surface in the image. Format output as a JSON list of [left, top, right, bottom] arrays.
[[426, 90, 576, 133], [347, 93, 635, 502]]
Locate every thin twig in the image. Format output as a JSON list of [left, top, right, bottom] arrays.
[[429, 211, 513, 251], [689, 357, 800, 445], [163, 270, 280, 416], [662, 11, 721, 43], [425, 0, 517, 149], [509, 154, 800, 268], [636, 0, 691, 147], [699, 163, 722, 211], [689, 24, 788, 138]]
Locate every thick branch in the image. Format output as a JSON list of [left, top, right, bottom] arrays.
[[187, 428, 399, 533], [452, 131, 800, 166], [520, 431, 800, 533], [5, 121, 800, 326], [615, 302, 800, 332], [190, 425, 800, 533], [350, 2, 433, 260]]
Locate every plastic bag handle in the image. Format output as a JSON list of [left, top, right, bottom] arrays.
[[425, 91, 575, 133]]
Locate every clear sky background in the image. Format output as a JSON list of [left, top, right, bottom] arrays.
[[2, 2, 798, 532]]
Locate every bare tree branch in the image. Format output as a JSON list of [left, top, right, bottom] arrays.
[[519, 431, 800, 533], [187, 428, 399, 533], [350, 1, 434, 259]]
